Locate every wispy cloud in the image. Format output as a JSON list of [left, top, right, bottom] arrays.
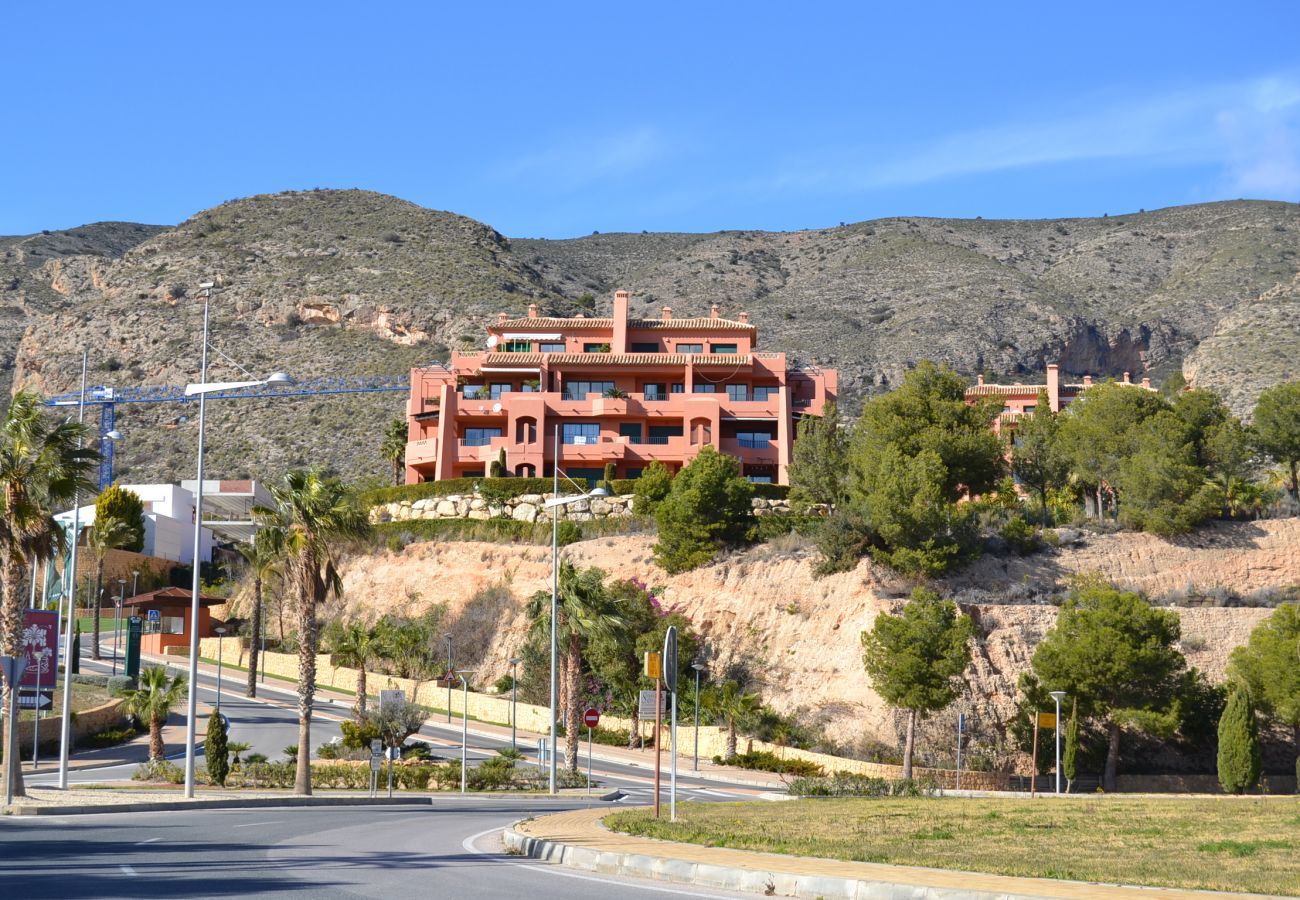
[[760, 73, 1300, 199], [491, 126, 668, 189]]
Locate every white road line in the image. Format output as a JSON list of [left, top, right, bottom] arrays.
[[460, 825, 739, 897], [233, 821, 282, 828], [135, 837, 161, 845], [119, 864, 136, 876]]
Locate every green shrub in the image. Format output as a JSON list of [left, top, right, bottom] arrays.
[[556, 520, 582, 546], [999, 516, 1042, 555], [749, 483, 791, 500], [632, 461, 674, 515], [787, 772, 943, 797], [494, 674, 515, 694], [1217, 686, 1262, 794], [714, 750, 824, 777], [205, 711, 230, 787], [107, 674, 136, 695], [340, 718, 382, 749], [653, 448, 753, 573], [133, 759, 184, 783], [77, 724, 142, 750], [750, 514, 821, 541]]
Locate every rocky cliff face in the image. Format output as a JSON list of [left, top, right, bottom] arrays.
[[4, 191, 1298, 482], [308, 519, 1299, 757]]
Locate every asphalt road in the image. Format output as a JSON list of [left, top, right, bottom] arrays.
[[30, 645, 764, 803], [0, 801, 753, 899]]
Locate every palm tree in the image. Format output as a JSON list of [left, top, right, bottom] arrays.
[[235, 523, 284, 699], [87, 514, 141, 661], [256, 469, 370, 795], [526, 562, 626, 771], [0, 392, 97, 800], [708, 681, 762, 760], [326, 618, 381, 718], [123, 666, 187, 760], [380, 417, 407, 487]]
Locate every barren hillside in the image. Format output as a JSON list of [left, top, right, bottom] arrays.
[[4, 191, 1299, 482], [295, 519, 1300, 753]]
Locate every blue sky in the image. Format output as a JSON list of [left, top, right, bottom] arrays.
[[3, 2, 1299, 237]]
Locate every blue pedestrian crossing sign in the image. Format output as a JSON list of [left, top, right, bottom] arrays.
[[147, 609, 161, 623]]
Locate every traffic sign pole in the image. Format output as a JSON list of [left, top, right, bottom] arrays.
[[664, 626, 678, 823], [582, 708, 600, 802]]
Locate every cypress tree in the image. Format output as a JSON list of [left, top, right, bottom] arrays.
[[205, 712, 230, 787], [1216, 686, 1261, 794], [1062, 698, 1079, 792]]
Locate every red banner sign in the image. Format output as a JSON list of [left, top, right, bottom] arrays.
[[20, 609, 59, 689]]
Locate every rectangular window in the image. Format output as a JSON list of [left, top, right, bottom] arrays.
[[583, 342, 611, 353], [647, 424, 683, 445], [618, 423, 643, 444], [489, 383, 511, 400], [736, 432, 773, 449], [624, 467, 643, 479], [502, 340, 532, 353], [520, 382, 538, 393], [712, 343, 738, 355], [567, 468, 605, 488], [745, 475, 774, 484], [539, 342, 566, 353], [693, 384, 717, 394], [464, 427, 502, 447], [563, 423, 601, 445], [643, 383, 668, 401], [676, 343, 703, 354], [753, 386, 776, 401], [671, 383, 684, 394], [462, 384, 486, 400], [1023, 405, 1036, 414], [726, 384, 750, 402], [563, 381, 615, 400], [630, 342, 660, 353]]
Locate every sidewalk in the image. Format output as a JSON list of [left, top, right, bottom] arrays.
[[508, 807, 1277, 900]]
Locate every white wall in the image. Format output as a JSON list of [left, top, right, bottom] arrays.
[[56, 483, 215, 565]]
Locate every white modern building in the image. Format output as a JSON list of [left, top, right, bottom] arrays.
[[56, 483, 216, 565]]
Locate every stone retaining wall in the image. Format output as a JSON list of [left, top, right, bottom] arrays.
[[196, 638, 1006, 789], [5, 697, 129, 753], [371, 493, 793, 525]]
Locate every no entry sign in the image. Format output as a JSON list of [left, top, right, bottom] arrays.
[[583, 708, 600, 728]]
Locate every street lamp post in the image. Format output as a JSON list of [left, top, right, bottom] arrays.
[[214, 626, 227, 709], [457, 671, 476, 795], [56, 349, 89, 790], [1049, 690, 1067, 795], [508, 657, 520, 750], [691, 662, 706, 771], [444, 634, 452, 723], [181, 281, 294, 798], [32, 648, 51, 769], [542, 426, 610, 794], [112, 578, 126, 676]]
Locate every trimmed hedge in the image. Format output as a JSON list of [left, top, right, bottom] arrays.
[[375, 515, 653, 548], [363, 476, 790, 508]]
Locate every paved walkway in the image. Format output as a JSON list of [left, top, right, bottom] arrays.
[[158, 647, 787, 792], [514, 807, 1282, 900]]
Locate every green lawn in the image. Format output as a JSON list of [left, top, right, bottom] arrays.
[[607, 796, 1300, 896]]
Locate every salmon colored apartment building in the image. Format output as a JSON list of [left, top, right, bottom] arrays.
[[965, 363, 1154, 433], [403, 290, 837, 486]]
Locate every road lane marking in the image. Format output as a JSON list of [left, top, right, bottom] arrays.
[[460, 826, 740, 897], [119, 865, 137, 876], [135, 838, 161, 845], [233, 821, 283, 828]]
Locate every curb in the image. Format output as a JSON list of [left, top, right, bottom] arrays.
[[502, 822, 1227, 900], [6, 789, 623, 817], [5, 796, 433, 817]]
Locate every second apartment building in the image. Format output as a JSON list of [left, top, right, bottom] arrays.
[[403, 290, 837, 486]]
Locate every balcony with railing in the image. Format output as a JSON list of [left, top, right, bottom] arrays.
[[405, 438, 439, 465], [721, 436, 778, 463]]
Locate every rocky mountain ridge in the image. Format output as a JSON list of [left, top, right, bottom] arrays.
[[2, 189, 1297, 483]]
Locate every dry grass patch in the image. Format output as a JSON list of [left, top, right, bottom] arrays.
[[607, 796, 1300, 896]]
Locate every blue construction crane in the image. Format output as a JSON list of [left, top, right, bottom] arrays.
[[43, 375, 411, 489]]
